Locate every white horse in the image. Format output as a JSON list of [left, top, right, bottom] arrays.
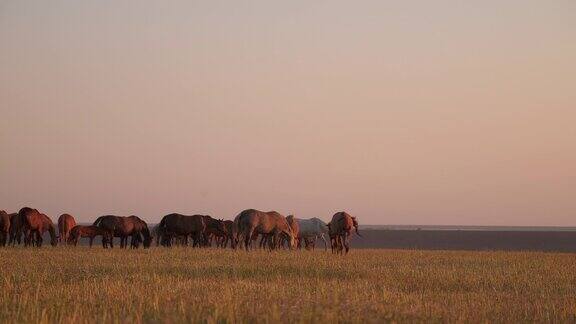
[[295, 217, 329, 251]]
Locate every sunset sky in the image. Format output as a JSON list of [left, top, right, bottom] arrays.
[[1, 1, 575, 225]]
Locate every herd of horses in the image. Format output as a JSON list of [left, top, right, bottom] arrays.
[[0, 208, 361, 254]]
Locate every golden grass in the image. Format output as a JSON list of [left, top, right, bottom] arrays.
[[0, 247, 575, 323]]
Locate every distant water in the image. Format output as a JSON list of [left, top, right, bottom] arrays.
[[360, 225, 576, 232]]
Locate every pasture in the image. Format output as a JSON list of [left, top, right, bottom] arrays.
[[0, 248, 575, 323]]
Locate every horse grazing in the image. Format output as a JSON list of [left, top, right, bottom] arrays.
[[68, 225, 108, 247], [92, 215, 152, 249], [296, 217, 329, 251], [218, 220, 237, 248], [235, 209, 296, 251], [278, 215, 300, 249], [157, 213, 205, 247], [58, 214, 77, 245], [8, 212, 24, 246], [327, 212, 360, 254], [0, 211, 10, 247], [19, 207, 58, 247], [202, 215, 226, 247]]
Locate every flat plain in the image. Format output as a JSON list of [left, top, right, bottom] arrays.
[[0, 247, 575, 323]]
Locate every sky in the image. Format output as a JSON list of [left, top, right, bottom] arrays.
[[1, 1, 575, 226]]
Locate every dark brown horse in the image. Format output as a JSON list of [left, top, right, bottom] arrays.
[[218, 220, 237, 248], [327, 211, 360, 254], [0, 211, 10, 247], [58, 214, 77, 245], [9, 212, 23, 246], [202, 215, 226, 247], [19, 207, 58, 247], [92, 215, 152, 249], [68, 225, 108, 247], [157, 213, 205, 247], [235, 209, 296, 251]]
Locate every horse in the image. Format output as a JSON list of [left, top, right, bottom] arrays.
[[19, 207, 58, 247], [295, 217, 329, 251], [217, 220, 237, 248], [157, 213, 205, 247], [0, 211, 10, 247], [8, 212, 23, 246], [57, 214, 77, 245], [281, 215, 300, 249], [92, 215, 152, 249], [327, 212, 360, 254], [68, 225, 108, 247], [202, 215, 226, 247], [234, 209, 296, 251]]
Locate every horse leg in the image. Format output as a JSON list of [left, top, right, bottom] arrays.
[[277, 236, 284, 250], [259, 235, 265, 249], [270, 233, 278, 251], [334, 236, 340, 254], [36, 231, 43, 247], [244, 229, 254, 251], [320, 234, 328, 251], [27, 231, 36, 247], [335, 236, 343, 254], [334, 237, 338, 253]]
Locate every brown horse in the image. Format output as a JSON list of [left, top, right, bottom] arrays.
[[68, 225, 108, 247], [0, 211, 10, 247], [202, 215, 226, 247], [235, 209, 296, 251], [281, 215, 300, 248], [9, 212, 24, 246], [157, 213, 205, 247], [58, 214, 77, 245], [19, 207, 58, 247], [327, 211, 360, 254], [92, 215, 152, 248], [217, 220, 237, 248]]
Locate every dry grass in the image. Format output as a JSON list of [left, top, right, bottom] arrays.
[[0, 247, 575, 323]]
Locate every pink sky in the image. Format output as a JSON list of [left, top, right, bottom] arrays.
[[1, 1, 575, 225]]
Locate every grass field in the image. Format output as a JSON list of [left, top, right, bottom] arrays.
[[0, 247, 575, 323]]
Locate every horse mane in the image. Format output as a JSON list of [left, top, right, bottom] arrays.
[[92, 216, 104, 226]]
